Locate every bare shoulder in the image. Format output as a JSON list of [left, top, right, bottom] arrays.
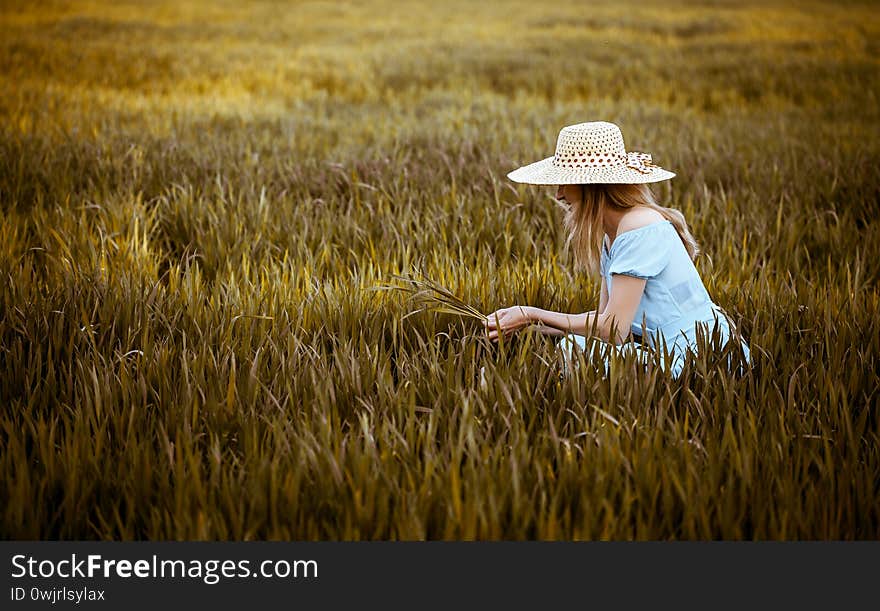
[[617, 207, 667, 233]]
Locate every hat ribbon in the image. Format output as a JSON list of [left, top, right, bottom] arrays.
[[626, 152, 656, 174]]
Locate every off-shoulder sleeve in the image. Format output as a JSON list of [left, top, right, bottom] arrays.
[[607, 224, 673, 279]]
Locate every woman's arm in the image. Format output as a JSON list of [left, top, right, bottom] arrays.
[[484, 306, 606, 341], [485, 274, 645, 344], [527, 310, 598, 338], [598, 275, 609, 314]]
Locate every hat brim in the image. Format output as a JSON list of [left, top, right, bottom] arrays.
[[507, 155, 676, 185]]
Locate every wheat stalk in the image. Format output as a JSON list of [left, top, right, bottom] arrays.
[[371, 272, 486, 322]]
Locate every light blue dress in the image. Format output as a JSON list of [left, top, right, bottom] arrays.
[[558, 219, 751, 379]]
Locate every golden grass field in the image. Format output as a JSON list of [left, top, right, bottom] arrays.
[[1, 0, 878, 539]]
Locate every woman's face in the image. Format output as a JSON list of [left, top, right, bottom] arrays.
[[555, 184, 582, 206]]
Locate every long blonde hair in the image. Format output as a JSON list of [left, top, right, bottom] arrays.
[[558, 183, 699, 274]]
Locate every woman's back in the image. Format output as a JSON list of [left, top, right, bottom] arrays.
[[598, 218, 750, 374]]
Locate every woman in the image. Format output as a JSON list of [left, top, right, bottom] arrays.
[[484, 121, 751, 379]]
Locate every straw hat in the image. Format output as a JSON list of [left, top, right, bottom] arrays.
[[507, 121, 676, 185]]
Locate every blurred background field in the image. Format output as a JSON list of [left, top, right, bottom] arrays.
[[1, 0, 878, 539]]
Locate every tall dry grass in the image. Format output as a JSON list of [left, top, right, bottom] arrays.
[[0, 0, 878, 539]]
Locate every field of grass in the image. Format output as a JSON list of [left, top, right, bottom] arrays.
[[1, 0, 878, 539]]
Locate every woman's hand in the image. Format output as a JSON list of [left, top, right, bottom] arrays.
[[484, 306, 534, 342]]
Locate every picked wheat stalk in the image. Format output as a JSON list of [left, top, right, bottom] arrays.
[[372, 272, 486, 322]]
